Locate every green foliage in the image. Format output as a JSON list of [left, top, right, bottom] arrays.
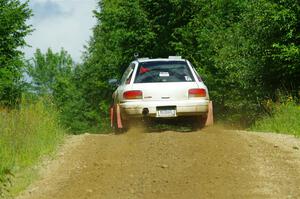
[[75, 0, 153, 130], [26, 48, 99, 132], [171, 0, 258, 124], [52, 71, 92, 132], [72, 0, 298, 128], [0, 99, 65, 196], [0, 0, 32, 107], [26, 0, 300, 131], [26, 48, 73, 95], [241, 0, 300, 98], [252, 100, 300, 136]]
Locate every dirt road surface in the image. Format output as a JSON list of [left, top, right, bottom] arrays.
[[17, 127, 300, 199]]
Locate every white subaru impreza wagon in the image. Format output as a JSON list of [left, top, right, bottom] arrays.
[[109, 56, 213, 130]]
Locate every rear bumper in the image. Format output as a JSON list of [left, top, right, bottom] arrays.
[[119, 99, 209, 118]]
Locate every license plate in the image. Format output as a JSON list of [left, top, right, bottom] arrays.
[[157, 109, 176, 117]]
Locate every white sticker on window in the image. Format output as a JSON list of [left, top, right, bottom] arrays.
[[185, 76, 192, 81], [159, 72, 170, 77]]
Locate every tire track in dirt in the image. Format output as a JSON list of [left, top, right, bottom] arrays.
[[17, 128, 300, 199]]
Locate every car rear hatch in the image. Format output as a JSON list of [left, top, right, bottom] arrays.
[[131, 82, 200, 101]]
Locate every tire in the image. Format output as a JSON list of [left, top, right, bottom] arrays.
[[193, 115, 207, 130]]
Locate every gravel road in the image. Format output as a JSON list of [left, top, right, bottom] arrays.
[[17, 127, 300, 199]]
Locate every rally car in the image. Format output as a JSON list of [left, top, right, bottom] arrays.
[[109, 56, 213, 131]]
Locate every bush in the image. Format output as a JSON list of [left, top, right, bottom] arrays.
[[0, 99, 65, 195], [252, 99, 300, 136]]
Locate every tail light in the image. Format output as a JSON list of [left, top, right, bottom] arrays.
[[123, 90, 143, 100], [189, 88, 206, 98]]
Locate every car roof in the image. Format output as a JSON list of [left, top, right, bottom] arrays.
[[136, 57, 186, 63]]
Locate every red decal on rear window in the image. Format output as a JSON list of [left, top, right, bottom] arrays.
[[139, 66, 150, 74]]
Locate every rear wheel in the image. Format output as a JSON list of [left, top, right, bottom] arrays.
[[193, 115, 207, 130]]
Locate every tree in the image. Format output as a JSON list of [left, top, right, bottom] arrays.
[[241, 0, 300, 98], [26, 48, 89, 131], [171, 0, 300, 123], [78, 0, 155, 128], [79, 0, 300, 129], [26, 48, 73, 95], [0, 0, 32, 107]]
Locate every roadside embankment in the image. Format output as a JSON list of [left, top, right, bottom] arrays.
[[252, 102, 300, 136], [0, 100, 65, 198]]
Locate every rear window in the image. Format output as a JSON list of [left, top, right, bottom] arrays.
[[134, 61, 195, 83]]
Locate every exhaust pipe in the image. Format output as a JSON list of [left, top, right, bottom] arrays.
[[142, 108, 149, 116]]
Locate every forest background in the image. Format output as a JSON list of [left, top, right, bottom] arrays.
[[1, 0, 300, 131]]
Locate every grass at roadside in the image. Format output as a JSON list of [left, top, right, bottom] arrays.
[[0, 100, 65, 197], [251, 102, 300, 136]]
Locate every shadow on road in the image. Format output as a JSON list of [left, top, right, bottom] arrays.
[[140, 117, 203, 133]]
